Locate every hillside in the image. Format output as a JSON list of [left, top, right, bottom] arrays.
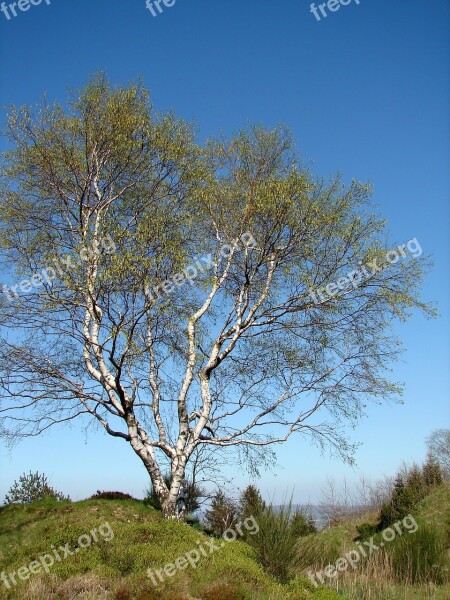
[[295, 483, 450, 600], [0, 497, 346, 600]]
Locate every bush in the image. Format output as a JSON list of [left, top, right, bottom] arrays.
[[245, 500, 301, 583], [422, 456, 444, 488], [4, 471, 70, 505], [391, 523, 449, 585], [202, 581, 247, 600], [90, 490, 136, 501]]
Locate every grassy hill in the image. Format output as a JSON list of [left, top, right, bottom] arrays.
[[295, 483, 450, 600], [0, 497, 346, 600], [2, 485, 448, 599]]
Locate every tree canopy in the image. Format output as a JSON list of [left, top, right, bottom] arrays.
[[0, 75, 434, 516]]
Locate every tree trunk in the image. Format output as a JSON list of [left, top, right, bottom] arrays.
[[161, 495, 179, 519], [126, 414, 189, 519], [161, 460, 187, 519]]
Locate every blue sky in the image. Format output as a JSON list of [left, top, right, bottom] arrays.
[[0, 0, 449, 504]]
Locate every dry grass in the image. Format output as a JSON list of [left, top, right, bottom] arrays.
[[8, 575, 196, 600], [9, 574, 111, 600]]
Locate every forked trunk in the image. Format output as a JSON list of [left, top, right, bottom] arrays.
[[127, 417, 188, 519]]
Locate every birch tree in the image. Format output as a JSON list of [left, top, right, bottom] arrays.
[[0, 76, 434, 517]]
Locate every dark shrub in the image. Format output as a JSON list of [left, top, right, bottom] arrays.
[[90, 490, 136, 500], [379, 475, 414, 529], [291, 509, 317, 537], [239, 485, 266, 521], [378, 461, 445, 530], [422, 457, 444, 488], [355, 522, 378, 541]]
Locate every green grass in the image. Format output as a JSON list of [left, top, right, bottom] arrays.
[[296, 483, 450, 600], [0, 497, 347, 599], [3, 484, 447, 599]]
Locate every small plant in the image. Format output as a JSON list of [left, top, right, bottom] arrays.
[[202, 581, 247, 600], [422, 456, 444, 488], [4, 471, 70, 504]]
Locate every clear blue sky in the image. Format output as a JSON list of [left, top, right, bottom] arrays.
[[0, 0, 448, 504]]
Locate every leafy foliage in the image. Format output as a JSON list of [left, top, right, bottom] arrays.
[[422, 456, 444, 487], [0, 75, 435, 517], [290, 509, 317, 537]]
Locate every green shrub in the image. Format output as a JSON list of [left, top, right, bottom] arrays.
[[422, 457, 444, 488], [379, 475, 416, 529], [391, 523, 449, 584], [202, 581, 247, 599], [4, 471, 70, 505], [245, 500, 302, 583]]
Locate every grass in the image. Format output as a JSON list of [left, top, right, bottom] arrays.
[[0, 497, 347, 600], [296, 483, 450, 600], [3, 484, 448, 599]]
